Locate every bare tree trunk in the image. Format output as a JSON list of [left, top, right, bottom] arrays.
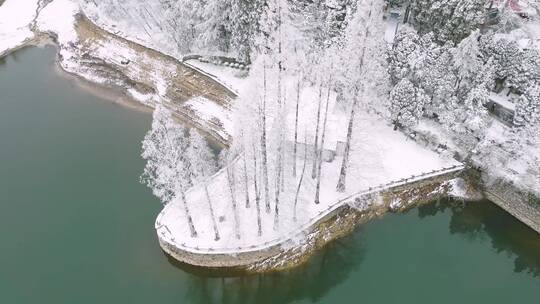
[[252, 143, 262, 236], [336, 3, 374, 193], [336, 89, 360, 193], [277, 2, 283, 107], [294, 135, 308, 222], [180, 190, 197, 237], [274, 1, 283, 229], [226, 162, 241, 239], [243, 152, 250, 208], [312, 82, 324, 179], [293, 77, 301, 177], [204, 184, 220, 241], [315, 83, 332, 204], [274, 135, 282, 230], [274, 156, 281, 230], [261, 63, 270, 213]]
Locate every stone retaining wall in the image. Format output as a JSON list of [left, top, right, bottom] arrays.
[[484, 179, 540, 234], [158, 169, 463, 272]]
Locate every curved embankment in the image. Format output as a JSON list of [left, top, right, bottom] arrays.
[[158, 167, 464, 272]]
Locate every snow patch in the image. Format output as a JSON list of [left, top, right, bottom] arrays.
[[0, 0, 39, 55]]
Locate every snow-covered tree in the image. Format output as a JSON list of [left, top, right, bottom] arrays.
[[410, 0, 487, 43], [315, 83, 333, 204], [141, 105, 197, 237], [515, 85, 540, 126], [412, 39, 457, 113], [336, 0, 387, 192], [228, 0, 264, 62], [453, 30, 484, 92], [481, 36, 522, 85], [387, 29, 422, 84], [508, 49, 540, 94], [389, 78, 428, 128], [195, 0, 233, 53], [288, 0, 357, 49], [325, 0, 358, 44]]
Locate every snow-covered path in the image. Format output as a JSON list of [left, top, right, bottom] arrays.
[[157, 164, 463, 255]]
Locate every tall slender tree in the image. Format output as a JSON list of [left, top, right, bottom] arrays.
[[336, 0, 385, 192], [220, 150, 241, 239], [251, 142, 263, 237], [293, 76, 302, 177], [187, 129, 220, 241], [312, 81, 325, 179], [315, 79, 333, 204]]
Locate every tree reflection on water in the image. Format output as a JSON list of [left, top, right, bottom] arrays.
[[165, 198, 539, 304], [168, 230, 366, 304], [418, 198, 540, 277]]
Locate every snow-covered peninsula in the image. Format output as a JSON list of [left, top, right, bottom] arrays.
[[2, 0, 539, 271]]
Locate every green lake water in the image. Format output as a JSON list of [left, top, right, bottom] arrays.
[[0, 47, 539, 304]]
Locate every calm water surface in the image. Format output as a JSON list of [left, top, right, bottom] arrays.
[[0, 47, 539, 303]]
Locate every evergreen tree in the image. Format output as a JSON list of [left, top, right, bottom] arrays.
[[197, 0, 233, 52], [508, 49, 540, 94], [229, 0, 264, 62], [410, 0, 487, 43], [387, 29, 421, 84], [389, 78, 428, 128], [515, 85, 540, 126]]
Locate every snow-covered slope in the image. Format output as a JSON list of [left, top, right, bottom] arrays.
[[0, 0, 39, 56]]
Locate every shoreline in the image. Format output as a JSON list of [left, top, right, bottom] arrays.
[[1, 34, 153, 114], [158, 169, 465, 272], [0, 12, 232, 149], [1, 3, 538, 273]]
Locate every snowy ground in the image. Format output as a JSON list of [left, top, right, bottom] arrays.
[[157, 84, 462, 254], [0, 0, 39, 56]]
